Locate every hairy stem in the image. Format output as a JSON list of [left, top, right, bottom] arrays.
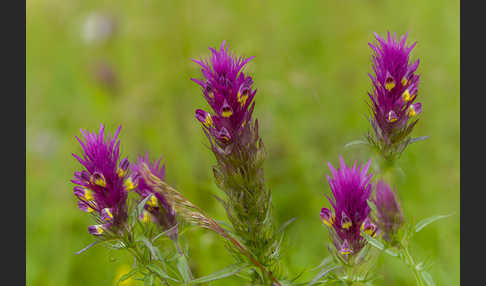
[[401, 246, 424, 286], [193, 205, 281, 286]]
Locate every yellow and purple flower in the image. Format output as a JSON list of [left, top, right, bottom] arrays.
[[130, 153, 178, 240], [372, 180, 404, 243], [192, 41, 257, 147], [320, 156, 375, 256], [367, 32, 423, 159], [71, 124, 130, 235]]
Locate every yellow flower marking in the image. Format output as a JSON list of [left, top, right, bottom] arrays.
[[222, 109, 233, 118], [237, 91, 248, 107], [341, 213, 352, 229], [147, 195, 158, 208], [203, 114, 214, 128], [402, 89, 412, 102], [342, 221, 352, 229], [103, 208, 113, 220], [340, 248, 352, 255], [408, 105, 417, 117], [123, 177, 136, 191], [388, 111, 398, 123], [140, 211, 151, 224], [321, 214, 335, 227], [361, 222, 376, 237], [95, 225, 104, 234], [385, 80, 395, 91], [83, 189, 94, 201], [117, 168, 126, 178], [93, 176, 106, 188], [401, 77, 408, 86]]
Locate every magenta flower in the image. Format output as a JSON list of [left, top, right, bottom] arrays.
[[71, 124, 132, 236], [367, 32, 423, 160], [130, 153, 178, 240], [372, 180, 404, 243], [320, 156, 376, 256], [192, 41, 257, 148]]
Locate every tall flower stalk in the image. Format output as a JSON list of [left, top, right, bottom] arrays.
[[192, 41, 282, 285], [366, 32, 425, 166]]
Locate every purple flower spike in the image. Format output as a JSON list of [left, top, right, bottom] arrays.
[[192, 41, 257, 147], [367, 32, 423, 160], [131, 153, 178, 240], [321, 156, 374, 255], [372, 180, 404, 243], [71, 124, 129, 235]]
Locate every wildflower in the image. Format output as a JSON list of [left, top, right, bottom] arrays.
[[71, 124, 130, 235], [130, 153, 178, 240], [320, 156, 375, 256], [192, 40, 257, 149], [372, 180, 404, 243], [192, 41, 280, 278], [367, 32, 423, 160]]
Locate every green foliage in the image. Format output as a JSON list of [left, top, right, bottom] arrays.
[[414, 214, 453, 233], [26, 0, 459, 285]]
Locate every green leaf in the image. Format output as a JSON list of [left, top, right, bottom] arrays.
[[310, 256, 333, 271], [144, 273, 155, 286], [308, 265, 339, 285], [139, 237, 162, 261], [384, 248, 398, 257], [75, 241, 99, 254], [367, 200, 378, 216], [176, 254, 193, 284], [278, 217, 296, 234], [116, 267, 139, 286], [415, 214, 453, 233], [410, 136, 429, 144], [361, 230, 384, 250], [152, 224, 178, 242], [361, 231, 398, 257], [421, 271, 436, 286], [189, 263, 247, 284], [136, 195, 152, 218], [344, 139, 368, 149], [146, 264, 180, 282]]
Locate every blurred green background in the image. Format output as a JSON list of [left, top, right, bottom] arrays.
[[26, 0, 459, 285]]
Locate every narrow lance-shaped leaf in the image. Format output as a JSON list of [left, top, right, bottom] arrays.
[[176, 254, 193, 283], [344, 139, 369, 149], [189, 263, 248, 284], [308, 265, 339, 286], [415, 214, 453, 233], [146, 264, 181, 283], [138, 237, 162, 262], [421, 271, 436, 286], [136, 195, 152, 218], [361, 230, 384, 250], [143, 273, 155, 286], [116, 267, 139, 286]]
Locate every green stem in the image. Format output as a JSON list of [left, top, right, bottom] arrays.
[[401, 246, 424, 286], [123, 238, 171, 285]]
